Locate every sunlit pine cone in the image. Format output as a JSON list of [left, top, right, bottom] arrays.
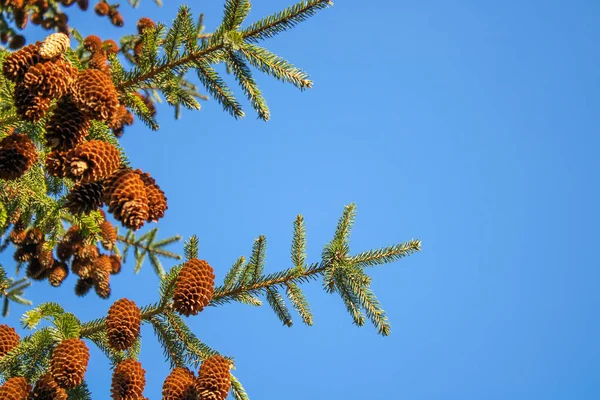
[[82, 35, 102, 53], [103, 39, 118, 55], [94, 1, 108, 16], [173, 259, 215, 317], [162, 367, 196, 400], [72, 69, 119, 122], [30, 373, 67, 400], [66, 182, 104, 215], [195, 355, 231, 400], [66, 140, 121, 183], [109, 105, 134, 137], [35, 246, 55, 269], [111, 359, 146, 400], [45, 96, 91, 151], [136, 17, 155, 34], [9, 224, 27, 245], [71, 245, 98, 279], [45, 150, 69, 178], [109, 254, 121, 274], [106, 298, 141, 351], [99, 219, 116, 250], [0, 133, 37, 180], [103, 168, 149, 230], [92, 254, 112, 298], [49, 260, 69, 287], [134, 169, 167, 222], [74, 277, 93, 297], [14, 83, 51, 122], [0, 376, 30, 400], [0, 324, 20, 359], [24, 59, 78, 99], [2, 42, 42, 82], [38, 32, 70, 59], [49, 338, 89, 389], [88, 51, 109, 74]]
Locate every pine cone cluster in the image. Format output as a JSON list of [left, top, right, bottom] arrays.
[[49, 338, 90, 389], [10, 226, 67, 284], [162, 367, 196, 400], [0, 376, 30, 400], [173, 259, 216, 317], [111, 358, 146, 399], [0, 132, 37, 180], [106, 298, 141, 351], [30, 373, 68, 400], [0, 324, 20, 359], [136, 169, 168, 222], [45, 96, 91, 151], [195, 355, 231, 400]]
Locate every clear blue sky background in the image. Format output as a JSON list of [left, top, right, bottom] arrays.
[[3, 0, 600, 399]]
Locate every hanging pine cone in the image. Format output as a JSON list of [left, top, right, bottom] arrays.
[[0, 133, 37, 180], [103, 168, 149, 230], [82, 35, 102, 52], [76, 0, 88, 10], [74, 277, 93, 297], [66, 140, 121, 183], [195, 355, 231, 400], [45, 96, 91, 151], [14, 7, 28, 30], [0, 376, 30, 400], [30, 12, 43, 25], [111, 359, 146, 400], [14, 83, 51, 122], [48, 261, 69, 287], [93, 1, 108, 15], [26, 258, 50, 280], [24, 59, 78, 98], [30, 373, 67, 400], [72, 69, 119, 122], [9, 224, 27, 245], [173, 259, 215, 317], [24, 227, 43, 245], [2, 42, 41, 82], [109, 105, 134, 137], [109, 9, 124, 27], [92, 254, 112, 298], [99, 219, 116, 250], [8, 35, 26, 50], [38, 33, 70, 59], [49, 338, 89, 389], [162, 367, 196, 400], [103, 39, 118, 55], [135, 169, 167, 222], [71, 245, 98, 279], [0, 324, 20, 358], [88, 51, 109, 73], [66, 182, 104, 215], [45, 150, 69, 178], [35, 247, 55, 269], [136, 17, 155, 33], [109, 254, 121, 274], [56, 226, 83, 261], [106, 298, 141, 351]]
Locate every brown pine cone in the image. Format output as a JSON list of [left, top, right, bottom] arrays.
[[106, 298, 141, 351], [162, 367, 196, 400], [82, 35, 102, 53], [45, 150, 69, 177], [74, 277, 93, 296], [48, 260, 69, 286], [72, 69, 119, 122], [23, 227, 43, 245], [49, 338, 89, 389], [35, 247, 55, 269], [66, 182, 104, 215], [9, 226, 27, 245], [45, 96, 91, 151], [88, 51, 109, 73], [66, 140, 121, 183], [14, 83, 51, 122], [135, 169, 167, 222], [92, 254, 111, 298], [8, 35, 26, 50], [94, 1, 108, 16], [173, 259, 215, 317], [38, 32, 70, 59], [24, 60, 77, 99], [0, 133, 37, 180], [109, 104, 134, 137], [26, 258, 50, 280], [14, 7, 28, 30], [30, 12, 43, 25], [76, 0, 87, 10], [195, 355, 231, 400], [99, 220, 116, 250], [14, 245, 34, 263], [40, 17, 53, 30], [0, 376, 30, 400], [109, 254, 121, 274], [109, 9, 124, 27], [71, 245, 98, 279], [133, 40, 144, 62], [103, 39, 118, 55], [30, 373, 67, 400], [103, 168, 149, 230], [111, 359, 146, 400], [136, 17, 155, 34], [0, 324, 20, 358], [2, 42, 41, 82]]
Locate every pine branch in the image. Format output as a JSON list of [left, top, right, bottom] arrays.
[[231, 374, 251, 400], [349, 240, 422, 268], [265, 287, 293, 326], [285, 282, 313, 325], [240, 44, 312, 90], [291, 214, 307, 270]]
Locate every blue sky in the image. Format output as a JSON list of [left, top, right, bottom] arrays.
[[3, 0, 600, 399]]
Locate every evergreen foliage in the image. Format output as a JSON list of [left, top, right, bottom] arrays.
[[0, 0, 421, 398]]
